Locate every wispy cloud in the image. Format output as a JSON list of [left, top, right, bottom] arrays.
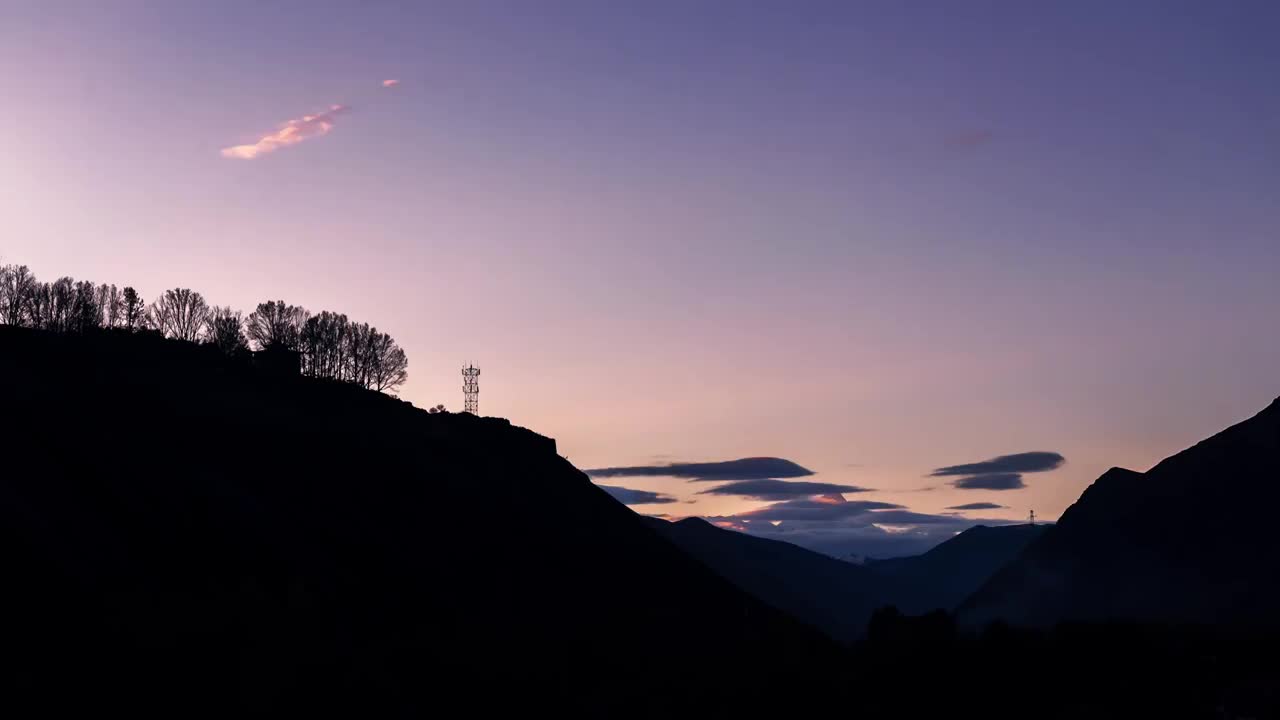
[[951, 473, 1025, 490], [220, 104, 349, 160], [382, 79, 400, 88], [696, 479, 873, 500], [931, 452, 1065, 477], [932, 451, 1065, 491], [585, 457, 813, 482], [946, 502, 1006, 511], [596, 484, 678, 506]]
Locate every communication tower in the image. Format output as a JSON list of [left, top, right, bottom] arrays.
[[462, 364, 480, 415]]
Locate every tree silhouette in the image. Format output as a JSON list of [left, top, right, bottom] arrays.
[[150, 288, 210, 342], [23, 281, 49, 330], [206, 306, 249, 355], [3, 262, 409, 395], [48, 277, 76, 333], [246, 300, 308, 351], [70, 280, 102, 333], [97, 284, 123, 329], [122, 287, 146, 331], [300, 311, 351, 380], [0, 265, 9, 324], [368, 331, 409, 392], [0, 265, 34, 326]]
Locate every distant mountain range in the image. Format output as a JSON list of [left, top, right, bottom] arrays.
[[663, 398, 1280, 636], [646, 516, 1047, 643], [651, 396, 1280, 638], [867, 522, 1049, 611], [961, 397, 1280, 628]]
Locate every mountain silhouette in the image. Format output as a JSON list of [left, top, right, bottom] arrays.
[[0, 327, 834, 715], [867, 523, 1049, 611], [960, 397, 1280, 628], [645, 517, 1047, 642], [644, 517, 910, 643]]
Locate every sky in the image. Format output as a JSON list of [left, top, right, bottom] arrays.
[[3, 1, 1279, 557]]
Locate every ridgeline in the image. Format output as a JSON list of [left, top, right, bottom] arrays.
[[0, 326, 834, 715]]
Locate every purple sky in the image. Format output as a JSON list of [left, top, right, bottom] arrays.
[[4, 1, 1279, 556]]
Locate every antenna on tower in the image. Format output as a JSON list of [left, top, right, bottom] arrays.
[[1029, 509, 1036, 526], [462, 364, 480, 415]]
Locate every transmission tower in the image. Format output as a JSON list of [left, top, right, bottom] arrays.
[[462, 364, 480, 415], [1029, 509, 1036, 526]]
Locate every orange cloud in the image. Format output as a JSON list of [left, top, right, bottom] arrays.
[[382, 79, 400, 87], [813, 493, 847, 505], [220, 104, 349, 160]]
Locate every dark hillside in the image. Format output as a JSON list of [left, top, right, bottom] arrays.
[[961, 398, 1280, 628], [0, 327, 833, 715]]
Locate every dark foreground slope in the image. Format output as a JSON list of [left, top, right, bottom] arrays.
[[0, 327, 834, 716], [867, 523, 1049, 612], [961, 398, 1280, 628], [641, 518, 1280, 716]]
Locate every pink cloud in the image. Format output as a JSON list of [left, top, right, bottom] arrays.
[[220, 104, 349, 160], [382, 79, 400, 88]]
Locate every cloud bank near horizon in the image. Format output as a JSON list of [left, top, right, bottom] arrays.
[[701, 493, 1021, 558]]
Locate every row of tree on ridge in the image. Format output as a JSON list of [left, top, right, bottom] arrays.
[[0, 262, 408, 393]]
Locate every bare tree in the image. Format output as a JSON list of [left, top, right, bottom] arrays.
[[24, 282, 50, 330], [149, 288, 210, 342], [246, 300, 308, 351], [368, 330, 409, 393], [10, 266, 36, 327], [44, 277, 76, 333], [0, 265, 27, 326], [340, 323, 409, 392], [97, 284, 123, 328], [300, 311, 351, 380], [70, 280, 101, 333], [0, 265, 8, 325], [121, 287, 145, 330], [343, 321, 375, 388], [205, 306, 249, 355]]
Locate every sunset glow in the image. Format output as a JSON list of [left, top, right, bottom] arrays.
[[5, 1, 1279, 560]]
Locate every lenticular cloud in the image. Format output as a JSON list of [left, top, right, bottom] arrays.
[[220, 104, 349, 160]]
